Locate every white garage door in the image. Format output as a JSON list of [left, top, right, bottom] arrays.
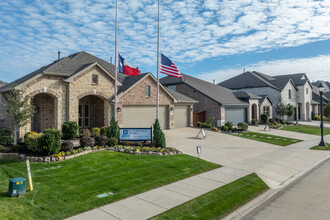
[[122, 105, 169, 129], [175, 105, 190, 128], [225, 108, 247, 125]]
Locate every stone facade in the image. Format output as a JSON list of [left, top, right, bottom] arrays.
[[259, 98, 273, 118], [247, 99, 260, 123], [296, 82, 313, 120]]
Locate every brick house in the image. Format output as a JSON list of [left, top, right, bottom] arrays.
[[160, 74, 249, 126], [0, 52, 196, 138]]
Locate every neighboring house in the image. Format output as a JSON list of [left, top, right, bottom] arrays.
[[219, 71, 313, 121], [0, 80, 7, 127], [160, 74, 249, 126], [311, 85, 329, 115], [0, 52, 196, 138], [312, 80, 330, 92]]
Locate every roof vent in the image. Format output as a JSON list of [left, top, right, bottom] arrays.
[[58, 51, 61, 60]]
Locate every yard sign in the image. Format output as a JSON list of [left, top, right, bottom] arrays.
[[119, 127, 152, 141]]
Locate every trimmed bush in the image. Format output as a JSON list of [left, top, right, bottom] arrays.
[[100, 127, 107, 136], [61, 140, 74, 152], [39, 129, 61, 155], [325, 103, 330, 118], [153, 119, 166, 148], [11, 144, 21, 152], [62, 121, 79, 140], [224, 121, 234, 130], [95, 135, 109, 146], [196, 121, 202, 128], [135, 142, 143, 147], [80, 136, 95, 148], [108, 137, 118, 147], [212, 127, 217, 131], [232, 127, 238, 132], [222, 126, 228, 131], [80, 129, 91, 137], [260, 113, 269, 124], [107, 116, 119, 139], [237, 122, 248, 131], [91, 127, 101, 137], [201, 123, 212, 128], [0, 127, 13, 146], [121, 141, 130, 146], [251, 118, 257, 125], [24, 131, 42, 153], [0, 145, 5, 152]]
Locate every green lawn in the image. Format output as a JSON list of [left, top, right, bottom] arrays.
[[0, 151, 219, 220], [232, 131, 302, 146], [150, 173, 268, 220], [310, 143, 330, 151], [281, 125, 330, 136]]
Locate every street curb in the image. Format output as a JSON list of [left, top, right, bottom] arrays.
[[223, 154, 330, 220]]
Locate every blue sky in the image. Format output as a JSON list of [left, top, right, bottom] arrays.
[[0, 0, 330, 84]]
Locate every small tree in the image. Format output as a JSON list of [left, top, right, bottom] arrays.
[[275, 96, 287, 121], [260, 113, 269, 124], [6, 89, 35, 145], [324, 103, 330, 118], [286, 104, 294, 122], [153, 119, 166, 148], [107, 116, 119, 139]]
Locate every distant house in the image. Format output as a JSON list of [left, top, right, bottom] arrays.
[[0, 80, 7, 127], [160, 74, 249, 126], [311, 84, 329, 115], [0, 52, 196, 138], [312, 80, 330, 92], [219, 71, 313, 121]]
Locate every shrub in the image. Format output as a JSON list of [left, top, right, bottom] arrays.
[[224, 121, 234, 130], [24, 131, 42, 152], [39, 129, 62, 156], [237, 122, 248, 131], [61, 140, 74, 152], [324, 103, 330, 118], [196, 121, 202, 128], [221, 125, 225, 131], [135, 142, 143, 147], [260, 113, 269, 124], [100, 127, 107, 136], [80, 129, 91, 137], [311, 112, 316, 120], [153, 119, 166, 148], [0, 145, 5, 152], [0, 127, 13, 146], [91, 127, 101, 136], [121, 141, 130, 146], [212, 126, 217, 131], [11, 144, 21, 152], [80, 136, 95, 148], [232, 127, 238, 132], [62, 121, 79, 140], [251, 118, 257, 125], [108, 137, 118, 147], [206, 117, 214, 125], [202, 123, 212, 128], [95, 135, 109, 146], [107, 116, 119, 139], [222, 126, 228, 131]]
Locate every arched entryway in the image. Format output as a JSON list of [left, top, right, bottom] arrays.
[[79, 95, 105, 129], [31, 93, 57, 132], [252, 103, 258, 120]]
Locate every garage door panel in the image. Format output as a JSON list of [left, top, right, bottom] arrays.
[[225, 108, 246, 125], [175, 105, 189, 128], [122, 106, 168, 129]]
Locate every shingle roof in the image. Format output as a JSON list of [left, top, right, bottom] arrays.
[[165, 88, 198, 103], [234, 91, 261, 99], [259, 95, 274, 105], [312, 80, 330, 92], [160, 74, 248, 107], [312, 85, 330, 104], [0, 80, 7, 88], [117, 73, 148, 94], [0, 51, 126, 92]]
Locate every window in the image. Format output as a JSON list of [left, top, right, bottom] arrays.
[[92, 74, 98, 84], [168, 85, 176, 91], [263, 106, 270, 116], [288, 89, 291, 99], [306, 88, 308, 94], [79, 105, 82, 127], [84, 105, 89, 127], [146, 85, 150, 97], [236, 89, 243, 92]]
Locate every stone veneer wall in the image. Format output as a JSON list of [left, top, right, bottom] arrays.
[[117, 75, 174, 129], [259, 98, 273, 118]]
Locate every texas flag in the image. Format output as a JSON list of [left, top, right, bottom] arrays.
[[118, 54, 141, 76]]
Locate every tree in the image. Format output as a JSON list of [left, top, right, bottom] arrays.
[[275, 96, 287, 121], [286, 104, 294, 121], [6, 89, 35, 145], [107, 116, 119, 139], [153, 119, 166, 148], [324, 103, 330, 118]]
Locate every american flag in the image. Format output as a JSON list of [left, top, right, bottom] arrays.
[[160, 54, 182, 78]]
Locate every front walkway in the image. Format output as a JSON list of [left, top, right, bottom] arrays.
[[68, 128, 330, 220]]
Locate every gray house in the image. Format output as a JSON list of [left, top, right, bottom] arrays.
[[160, 74, 249, 126]]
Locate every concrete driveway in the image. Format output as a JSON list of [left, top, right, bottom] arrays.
[[164, 128, 330, 188]]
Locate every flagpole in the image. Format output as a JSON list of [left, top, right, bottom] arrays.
[[156, 0, 160, 120], [114, 0, 118, 121]]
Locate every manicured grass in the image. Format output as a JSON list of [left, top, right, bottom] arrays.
[[232, 131, 302, 146], [150, 173, 269, 220], [281, 125, 330, 136], [310, 143, 330, 151], [0, 151, 219, 220]]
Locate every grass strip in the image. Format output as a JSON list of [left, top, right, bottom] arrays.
[[310, 143, 330, 151], [232, 131, 302, 146], [0, 151, 219, 220], [281, 125, 330, 136], [150, 173, 268, 220]]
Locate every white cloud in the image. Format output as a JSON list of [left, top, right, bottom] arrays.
[[196, 55, 330, 84]]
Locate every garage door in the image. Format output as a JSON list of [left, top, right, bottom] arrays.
[[225, 108, 247, 125], [122, 105, 169, 129], [175, 105, 190, 128]]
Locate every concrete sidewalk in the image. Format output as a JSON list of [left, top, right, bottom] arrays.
[[299, 120, 330, 128], [67, 128, 330, 220]]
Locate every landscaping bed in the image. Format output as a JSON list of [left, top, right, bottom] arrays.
[[281, 125, 330, 136], [232, 131, 302, 146], [0, 151, 220, 220], [150, 173, 269, 220]]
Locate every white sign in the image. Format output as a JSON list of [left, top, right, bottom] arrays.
[[119, 128, 152, 141]]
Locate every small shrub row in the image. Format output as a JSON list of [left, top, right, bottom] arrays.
[[24, 129, 61, 156], [220, 121, 248, 133], [0, 127, 13, 146]]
